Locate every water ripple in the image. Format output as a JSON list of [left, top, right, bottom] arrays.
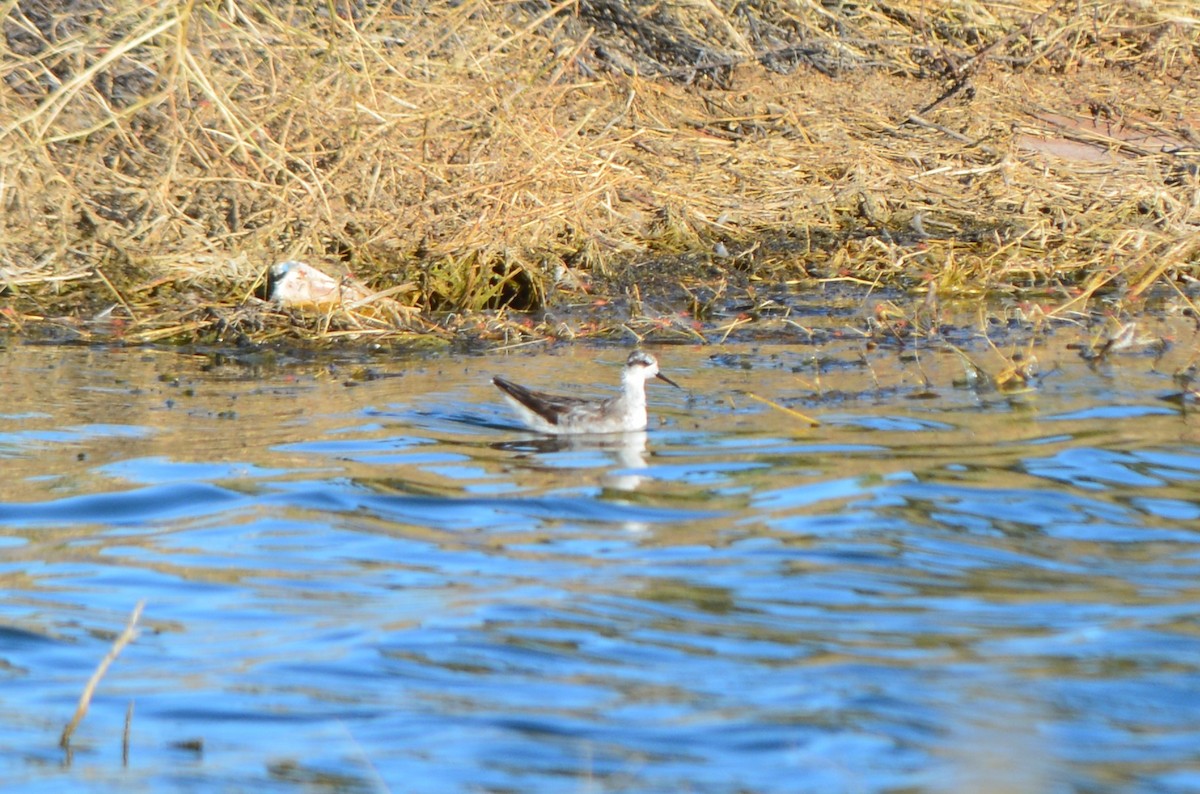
[[1, 343, 1199, 793]]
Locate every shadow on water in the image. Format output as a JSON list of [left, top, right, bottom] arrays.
[[0, 317, 1199, 792]]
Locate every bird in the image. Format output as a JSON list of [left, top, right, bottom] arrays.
[[492, 350, 680, 434]]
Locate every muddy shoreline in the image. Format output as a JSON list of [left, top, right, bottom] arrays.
[[2, 1, 1198, 345]]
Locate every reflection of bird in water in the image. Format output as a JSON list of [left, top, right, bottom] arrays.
[[604, 430, 650, 494], [492, 431, 651, 504], [492, 351, 680, 434]]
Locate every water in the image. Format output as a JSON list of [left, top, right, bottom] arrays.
[[1, 319, 1199, 793]]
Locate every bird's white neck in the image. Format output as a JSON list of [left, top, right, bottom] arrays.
[[622, 373, 648, 415]]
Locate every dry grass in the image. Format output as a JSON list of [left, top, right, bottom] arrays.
[[1, 0, 1198, 343]]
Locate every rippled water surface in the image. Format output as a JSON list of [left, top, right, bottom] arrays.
[[2, 323, 1200, 793]]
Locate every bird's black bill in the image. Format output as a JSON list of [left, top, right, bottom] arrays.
[[655, 372, 682, 389]]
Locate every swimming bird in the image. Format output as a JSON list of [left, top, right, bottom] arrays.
[[493, 351, 680, 434]]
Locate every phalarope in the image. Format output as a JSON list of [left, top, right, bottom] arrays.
[[493, 351, 680, 434]]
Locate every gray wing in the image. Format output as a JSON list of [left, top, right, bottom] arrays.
[[492, 376, 593, 425]]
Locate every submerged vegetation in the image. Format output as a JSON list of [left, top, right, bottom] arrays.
[[1, 0, 1198, 344]]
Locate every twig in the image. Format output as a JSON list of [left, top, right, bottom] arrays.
[[904, 113, 973, 144], [123, 701, 134, 766], [913, 0, 1067, 117], [746, 392, 821, 427], [60, 601, 145, 749], [93, 266, 139, 324], [714, 315, 751, 344], [956, 0, 1067, 75]]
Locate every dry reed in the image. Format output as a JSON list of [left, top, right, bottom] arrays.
[[60, 599, 144, 749], [1, 0, 1197, 343]]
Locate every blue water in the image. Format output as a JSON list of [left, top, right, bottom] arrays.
[[1, 335, 1199, 793]]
